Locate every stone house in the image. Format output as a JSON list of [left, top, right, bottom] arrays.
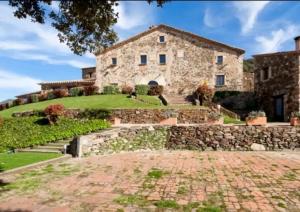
[[16, 24, 245, 100], [253, 36, 300, 121], [95, 24, 245, 95]]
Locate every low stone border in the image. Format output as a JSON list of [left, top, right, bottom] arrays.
[[0, 154, 72, 176]]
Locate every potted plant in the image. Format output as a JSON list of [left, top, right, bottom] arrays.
[[208, 112, 224, 125], [246, 111, 267, 126], [290, 112, 300, 126]]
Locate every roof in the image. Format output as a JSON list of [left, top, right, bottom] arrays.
[[15, 91, 41, 99], [39, 79, 95, 86], [95, 24, 245, 56], [253, 50, 300, 58], [81, 67, 96, 71]]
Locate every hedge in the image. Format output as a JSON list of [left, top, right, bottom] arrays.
[[103, 85, 120, 94], [0, 117, 110, 152], [135, 84, 150, 95]]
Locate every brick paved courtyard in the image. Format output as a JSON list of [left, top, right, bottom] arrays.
[[0, 151, 300, 211]]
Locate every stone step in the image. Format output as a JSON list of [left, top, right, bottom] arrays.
[[18, 148, 63, 154], [46, 142, 70, 147], [164, 95, 191, 105], [35, 145, 64, 150]]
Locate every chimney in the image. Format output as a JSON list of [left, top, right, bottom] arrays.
[[295, 36, 300, 51]]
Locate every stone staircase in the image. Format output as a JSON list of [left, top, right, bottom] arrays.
[[163, 95, 192, 105], [18, 140, 71, 154]]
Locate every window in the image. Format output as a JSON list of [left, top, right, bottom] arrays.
[[140, 55, 147, 65], [216, 75, 225, 86], [159, 36, 165, 43], [159, 54, 166, 64], [112, 58, 117, 65], [217, 56, 223, 65], [261, 67, 271, 81]]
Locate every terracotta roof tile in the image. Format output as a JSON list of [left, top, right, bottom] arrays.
[[253, 50, 300, 57], [39, 79, 95, 85]]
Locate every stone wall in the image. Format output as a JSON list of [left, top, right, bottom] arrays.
[[96, 26, 244, 95], [254, 52, 300, 121], [73, 125, 300, 157], [111, 108, 211, 124], [243, 72, 254, 91], [167, 125, 300, 151]]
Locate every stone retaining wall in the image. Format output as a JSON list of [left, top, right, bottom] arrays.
[[167, 125, 300, 151], [73, 125, 300, 157]]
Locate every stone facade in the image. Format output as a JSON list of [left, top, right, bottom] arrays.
[[253, 51, 300, 121], [95, 25, 244, 95], [243, 72, 254, 91]]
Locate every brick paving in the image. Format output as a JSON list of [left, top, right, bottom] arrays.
[[0, 150, 300, 211]]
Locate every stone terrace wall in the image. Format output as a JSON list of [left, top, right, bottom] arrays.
[[111, 108, 211, 124], [167, 125, 300, 151]]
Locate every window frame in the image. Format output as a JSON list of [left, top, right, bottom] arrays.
[[140, 55, 147, 65], [112, 57, 117, 65], [159, 54, 166, 65], [215, 74, 225, 86], [216, 56, 224, 65], [159, 35, 165, 43]]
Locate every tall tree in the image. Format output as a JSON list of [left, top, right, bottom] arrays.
[[8, 0, 167, 55]]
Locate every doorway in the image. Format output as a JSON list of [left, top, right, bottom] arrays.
[[274, 95, 284, 121]]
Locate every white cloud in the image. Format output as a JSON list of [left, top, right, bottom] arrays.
[[233, 1, 270, 34], [0, 2, 94, 68], [0, 69, 40, 91], [115, 1, 155, 30], [203, 8, 216, 28], [255, 24, 300, 53]]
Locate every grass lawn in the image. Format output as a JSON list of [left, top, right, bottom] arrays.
[[224, 115, 245, 124], [0, 95, 162, 118], [0, 152, 61, 171], [0, 95, 207, 118]]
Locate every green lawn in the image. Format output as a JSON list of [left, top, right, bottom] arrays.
[[0, 95, 162, 118], [0, 152, 61, 171], [223, 115, 244, 124]]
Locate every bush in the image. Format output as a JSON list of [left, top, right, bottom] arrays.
[[44, 104, 65, 124], [53, 89, 68, 98], [0, 117, 110, 152], [195, 83, 214, 105], [15, 98, 25, 106], [103, 85, 120, 94], [30, 94, 39, 103], [148, 85, 164, 96], [135, 84, 150, 95], [121, 85, 133, 94], [0, 116, 3, 127], [0, 104, 6, 111], [47, 91, 55, 100], [247, 111, 266, 119], [69, 87, 83, 97], [38, 93, 48, 101], [84, 86, 99, 96]]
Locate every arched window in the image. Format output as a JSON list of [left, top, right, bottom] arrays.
[[148, 81, 159, 86]]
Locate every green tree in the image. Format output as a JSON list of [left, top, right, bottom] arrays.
[[8, 0, 167, 55]]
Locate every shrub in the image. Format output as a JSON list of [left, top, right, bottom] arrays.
[[69, 87, 83, 97], [0, 104, 6, 111], [148, 85, 164, 96], [135, 84, 150, 95], [291, 111, 300, 118], [47, 91, 55, 100], [0, 117, 109, 152], [0, 116, 3, 127], [103, 85, 120, 94], [53, 89, 69, 98], [195, 83, 214, 105], [247, 111, 266, 119], [84, 86, 99, 96], [121, 85, 133, 94], [15, 98, 25, 106], [44, 104, 65, 124], [38, 93, 48, 101], [30, 94, 39, 103]]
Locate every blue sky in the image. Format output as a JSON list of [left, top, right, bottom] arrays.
[[1, 1, 300, 101]]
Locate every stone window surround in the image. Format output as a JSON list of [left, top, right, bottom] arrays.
[[140, 54, 147, 65], [260, 66, 272, 82], [215, 74, 226, 87], [216, 55, 224, 65], [159, 54, 166, 65]]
